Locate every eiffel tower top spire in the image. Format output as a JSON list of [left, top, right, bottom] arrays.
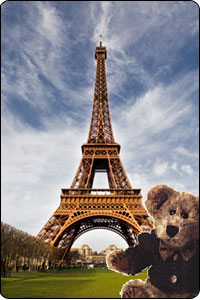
[[87, 40, 116, 145], [99, 34, 103, 47]]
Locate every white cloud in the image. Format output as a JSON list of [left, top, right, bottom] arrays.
[[153, 159, 168, 176], [2, 115, 88, 235], [131, 172, 155, 203], [171, 162, 178, 171], [181, 165, 194, 175], [1, 2, 81, 113], [36, 2, 64, 43], [175, 146, 198, 159], [173, 183, 186, 191], [126, 83, 193, 136], [93, 1, 112, 45], [112, 69, 198, 166]]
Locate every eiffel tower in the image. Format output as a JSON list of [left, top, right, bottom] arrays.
[[37, 40, 150, 257]]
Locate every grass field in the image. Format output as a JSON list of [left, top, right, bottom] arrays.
[[1, 268, 148, 298]]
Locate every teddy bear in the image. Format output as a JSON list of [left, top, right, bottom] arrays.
[[106, 185, 199, 298]]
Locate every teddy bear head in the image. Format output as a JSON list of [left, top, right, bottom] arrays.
[[145, 185, 199, 248]]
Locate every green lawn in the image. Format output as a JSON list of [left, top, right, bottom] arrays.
[[1, 268, 148, 298]]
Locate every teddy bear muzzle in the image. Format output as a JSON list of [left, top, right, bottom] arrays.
[[166, 225, 179, 238]]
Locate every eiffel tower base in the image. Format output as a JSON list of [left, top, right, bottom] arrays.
[[38, 188, 150, 259]]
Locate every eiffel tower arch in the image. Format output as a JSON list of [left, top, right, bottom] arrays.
[[37, 40, 151, 258]]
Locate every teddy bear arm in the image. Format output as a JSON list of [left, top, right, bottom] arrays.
[[106, 250, 134, 275], [125, 246, 153, 275], [122, 232, 156, 275], [107, 232, 155, 276]]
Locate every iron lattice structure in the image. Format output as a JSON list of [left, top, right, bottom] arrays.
[[37, 41, 151, 258]]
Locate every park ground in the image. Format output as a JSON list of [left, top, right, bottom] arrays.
[[1, 268, 148, 298]]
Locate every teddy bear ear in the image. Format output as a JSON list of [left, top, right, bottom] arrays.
[[145, 185, 175, 217]]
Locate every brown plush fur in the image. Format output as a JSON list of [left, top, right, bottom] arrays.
[[106, 185, 199, 298], [120, 278, 198, 299], [145, 185, 199, 248]]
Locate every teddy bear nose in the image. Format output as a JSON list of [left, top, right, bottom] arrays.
[[166, 225, 179, 238]]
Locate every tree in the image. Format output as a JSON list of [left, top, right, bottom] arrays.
[[1, 222, 63, 274]]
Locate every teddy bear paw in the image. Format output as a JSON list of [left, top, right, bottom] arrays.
[[121, 280, 148, 299]]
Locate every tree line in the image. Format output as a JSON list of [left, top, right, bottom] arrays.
[[1, 222, 64, 274]]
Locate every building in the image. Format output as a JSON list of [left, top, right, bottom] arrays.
[[78, 244, 93, 256], [105, 244, 123, 256], [70, 244, 123, 268]]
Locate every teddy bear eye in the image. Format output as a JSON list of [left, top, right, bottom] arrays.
[[170, 209, 176, 215], [181, 211, 188, 219]]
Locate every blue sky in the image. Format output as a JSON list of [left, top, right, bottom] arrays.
[[2, 1, 199, 252]]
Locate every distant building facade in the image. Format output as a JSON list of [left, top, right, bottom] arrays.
[[78, 244, 93, 256], [70, 244, 123, 268]]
